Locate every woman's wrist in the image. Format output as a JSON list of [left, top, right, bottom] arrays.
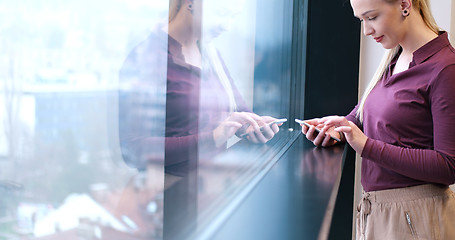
[[213, 128, 225, 147]]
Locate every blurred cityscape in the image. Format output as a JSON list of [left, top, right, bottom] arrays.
[[0, 0, 289, 239], [0, 1, 168, 239]]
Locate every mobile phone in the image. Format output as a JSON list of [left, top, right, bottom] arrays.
[[295, 119, 341, 142], [270, 118, 288, 125], [239, 118, 287, 138]]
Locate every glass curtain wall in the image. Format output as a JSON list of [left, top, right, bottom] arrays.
[[0, 0, 295, 239]]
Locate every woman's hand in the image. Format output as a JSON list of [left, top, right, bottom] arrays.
[[318, 116, 367, 154], [300, 118, 340, 147], [213, 112, 280, 147], [245, 116, 280, 144]]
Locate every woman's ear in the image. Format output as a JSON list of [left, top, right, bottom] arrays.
[[400, 0, 412, 15], [186, 0, 194, 12]]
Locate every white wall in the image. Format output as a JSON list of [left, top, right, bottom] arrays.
[[432, 0, 454, 44], [453, 1, 455, 40]]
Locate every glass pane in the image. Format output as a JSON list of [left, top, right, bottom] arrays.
[[168, 0, 294, 238], [0, 1, 168, 239], [0, 0, 295, 239]]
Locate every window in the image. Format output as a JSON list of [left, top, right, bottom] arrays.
[[0, 0, 363, 239]]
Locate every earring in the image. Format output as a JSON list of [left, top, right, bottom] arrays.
[[187, 3, 193, 13], [403, 9, 409, 17]]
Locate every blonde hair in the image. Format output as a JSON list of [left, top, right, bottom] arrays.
[[202, 43, 238, 112], [356, 0, 440, 122], [169, 0, 184, 23]]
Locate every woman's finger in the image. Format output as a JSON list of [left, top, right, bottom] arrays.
[[271, 123, 280, 133], [312, 127, 328, 147], [301, 123, 309, 134], [320, 116, 348, 127], [305, 125, 318, 141], [321, 133, 335, 147], [235, 113, 261, 130], [222, 121, 243, 129], [247, 132, 259, 143], [334, 126, 352, 133], [253, 127, 269, 143]]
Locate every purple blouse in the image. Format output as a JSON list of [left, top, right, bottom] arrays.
[[346, 32, 455, 191], [119, 31, 249, 174]]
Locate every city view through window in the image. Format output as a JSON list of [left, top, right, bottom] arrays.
[[0, 0, 294, 239]]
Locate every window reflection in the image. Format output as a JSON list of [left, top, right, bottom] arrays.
[[0, 0, 295, 239], [1, 0, 168, 239], [118, 0, 283, 174]]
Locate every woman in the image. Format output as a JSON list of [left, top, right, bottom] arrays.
[[300, 0, 455, 239], [119, 0, 280, 175]]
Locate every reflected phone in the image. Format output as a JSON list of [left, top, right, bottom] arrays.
[[239, 118, 287, 138], [295, 119, 341, 142]]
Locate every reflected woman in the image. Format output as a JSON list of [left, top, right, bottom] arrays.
[[119, 0, 280, 176]]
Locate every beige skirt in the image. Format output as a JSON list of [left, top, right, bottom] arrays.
[[356, 184, 455, 240]]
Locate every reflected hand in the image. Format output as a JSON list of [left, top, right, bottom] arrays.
[[213, 112, 263, 147], [245, 116, 281, 144], [318, 116, 367, 154], [299, 118, 340, 147]]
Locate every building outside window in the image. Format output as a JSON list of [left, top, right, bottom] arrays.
[[0, 0, 299, 239]]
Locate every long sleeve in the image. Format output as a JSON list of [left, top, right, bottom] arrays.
[[361, 65, 455, 186], [345, 104, 361, 129], [362, 138, 455, 185]]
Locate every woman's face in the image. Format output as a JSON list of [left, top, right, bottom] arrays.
[[350, 0, 407, 49], [200, 0, 245, 40], [182, 0, 245, 41]]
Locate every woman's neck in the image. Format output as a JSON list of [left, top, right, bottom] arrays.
[[168, 14, 199, 49], [167, 13, 202, 68], [399, 10, 438, 57]]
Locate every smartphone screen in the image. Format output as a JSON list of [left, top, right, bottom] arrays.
[[295, 119, 341, 142]]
